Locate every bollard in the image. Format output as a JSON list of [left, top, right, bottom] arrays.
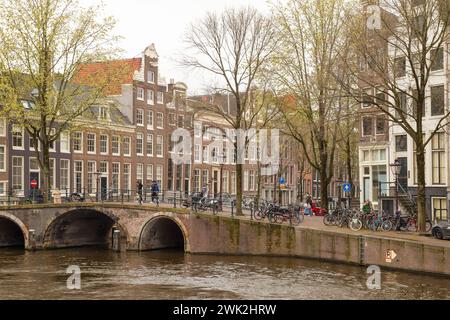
[[28, 229, 36, 251], [112, 229, 121, 252], [173, 192, 177, 208], [231, 200, 234, 217], [250, 206, 253, 220]]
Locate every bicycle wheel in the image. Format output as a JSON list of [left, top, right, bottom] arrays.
[[323, 214, 333, 226], [292, 213, 303, 226], [407, 220, 417, 232], [268, 213, 277, 223], [254, 210, 263, 221], [349, 218, 363, 231], [381, 220, 392, 232], [425, 221, 432, 232]]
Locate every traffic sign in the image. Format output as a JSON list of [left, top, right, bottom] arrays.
[[279, 177, 285, 185], [30, 179, 38, 189], [343, 183, 351, 193], [385, 249, 397, 263]]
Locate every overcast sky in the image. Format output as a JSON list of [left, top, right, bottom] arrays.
[[81, 0, 272, 94]]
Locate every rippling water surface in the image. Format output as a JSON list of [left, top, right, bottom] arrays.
[[0, 248, 448, 300]]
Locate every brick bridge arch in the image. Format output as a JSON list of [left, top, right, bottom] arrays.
[[0, 212, 29, 249], [42, 208, 129, 249], [138, 213, 191, 252]]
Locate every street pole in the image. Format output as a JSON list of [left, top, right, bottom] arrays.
[[395, 174, 399, 214]]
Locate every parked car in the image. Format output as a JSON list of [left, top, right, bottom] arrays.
[[431, 221, 450, 240]]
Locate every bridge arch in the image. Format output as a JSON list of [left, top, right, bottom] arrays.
[[0, 212, 28, 249], [138, 214, 190, 252], [42, 208, 128, 249]]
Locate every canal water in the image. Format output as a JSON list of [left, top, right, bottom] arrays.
[[0, 248, 448, 300]]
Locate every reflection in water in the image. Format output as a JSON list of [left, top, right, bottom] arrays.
[[0, 248, 448, 300]]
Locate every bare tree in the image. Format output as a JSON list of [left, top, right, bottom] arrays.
[[271, 0, 353, 211], [340, 0, 449, 232], [0, 0, 123, 201], [182, 6, 278, 215]]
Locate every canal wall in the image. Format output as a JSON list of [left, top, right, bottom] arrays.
[[187, 214, 450, 276]]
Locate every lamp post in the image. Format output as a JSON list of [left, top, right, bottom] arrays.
[[390, 159, 402, 214], [94, 170, 102, 202]]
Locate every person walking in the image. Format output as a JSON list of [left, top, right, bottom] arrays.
[[151, 180, 160, 206], [136, 180, 143, 205]]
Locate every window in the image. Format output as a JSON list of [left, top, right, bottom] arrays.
[[0, 146, 5, 171], [49, 129, 56, 152], [375, 87, 386, 106], [432, 132, 445, 184], [12, 126, 23, 149], [112, 136, 120, 155], [244, 170, 249, 191], [432, 198, 447, 221], [194, 169, 200, 192], [12, 157, 23, 193], [202, 170, 209, 190], [194, 144, 201, 163], [395, 135, 407, 152], [99, 106, 108, 120], [100, 135, 108, 154], [194, 123, 202, 138], [147, 134, 153, 156], [74, 161, 83, 193], [136, 109, 144, 126], [372, 149, 386, 161], [148, 70, 155, 83], [60, 159, 69, 191], [147, 90, 154, 105], [222, 171, 229, 193], [362, 117, 373, 136], [413, 134, 426, 184], [112, 163, 120, 193], [60, 131, 70, 153], [202, 146, 209, 163], [87, 133, 96, 153], [136, 133, 143, 155], [156, 135, 163, 157], [146, 164, 153, 185], [395, 91, 407, 118], [431, 47, 444, 71], [156, 112, 164, 128], [87, 161, 96, 194], [177, 115, 184, 128], [73, 132, 82, 152], [99, 161, 108, 174], [376, 115, 386, 134], [123, 137, 131, 156], [362, 150, 370, 162], [157, 92, 164, 104], [249, 170, 255, 191], [0, 182, 6, 196], [231, 172, 236, 194], [211, 146, 219, 163], [169, 113, 176, 126], [394, 57, 406, 78], [124, 163, 131, 193], [156, 165, 163, 190], [431, 85, 444, 116], [147, 111, 154, 129], [136, 163, 143, 183], [137, 87, 144, 101], [0, 118, 5, 136], [362, 88, 373, 108]]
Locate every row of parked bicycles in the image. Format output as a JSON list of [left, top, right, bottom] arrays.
[[253, 200, 304, 226], [323, 207, 433, 232]]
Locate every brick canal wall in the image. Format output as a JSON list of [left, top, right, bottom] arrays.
[[187, 214, 450, 276]]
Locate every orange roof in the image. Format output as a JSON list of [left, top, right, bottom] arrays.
[[72, 58, 142, 95]]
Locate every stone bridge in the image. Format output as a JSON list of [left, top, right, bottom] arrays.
[[0, 203, 192, 251]]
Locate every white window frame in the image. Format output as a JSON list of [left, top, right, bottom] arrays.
[[100, 134, 109, 155], [73, 132, 83, 153], [136, 108, 144, 126], [87, 133, 96, 154], [60, 159, 70, 191], [137, 87, 144, 101], [12, 126, 24, 150], [112, 136, 120, 156], [157, 91, 164, 104], [147, 89, 154, 105], [0, 145, 6, 172]]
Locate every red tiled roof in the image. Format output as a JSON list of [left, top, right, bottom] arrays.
[[72, 58, 142, 95]]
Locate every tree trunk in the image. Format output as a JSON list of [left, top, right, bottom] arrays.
[[320, 168, 329, 212], [255, 163, 262, 207], [235, 162, 243, 216], [416, 147, 427, 233], [41, 144, 51, 203], [346, 138, 354, 200]]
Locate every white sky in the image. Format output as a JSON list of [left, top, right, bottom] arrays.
[[82, 0, 272, 94]]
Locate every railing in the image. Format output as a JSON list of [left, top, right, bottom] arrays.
[[378, 181, 417, 214]]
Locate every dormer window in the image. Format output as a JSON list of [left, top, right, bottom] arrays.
[[148, 70, 155, 84], [99, 106, 109, 120]]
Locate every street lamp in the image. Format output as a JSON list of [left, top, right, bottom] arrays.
[[390, 159, 402, 213], [94, 170, 102, 202]]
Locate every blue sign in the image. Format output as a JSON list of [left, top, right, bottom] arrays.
[[279, 177, 286, 185], [343, 183, 351, 193]]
